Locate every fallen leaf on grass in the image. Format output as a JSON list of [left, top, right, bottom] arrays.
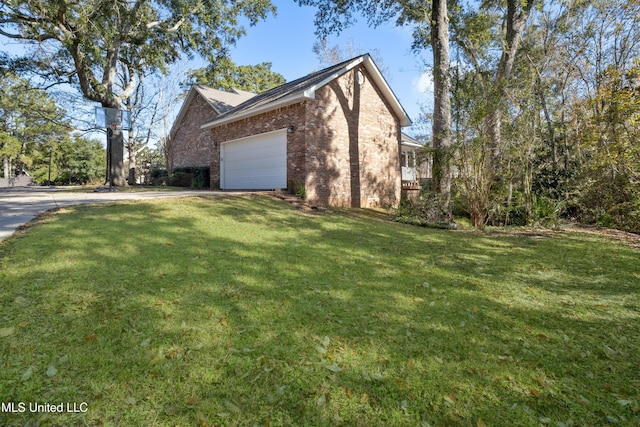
[[528, 387, 541, 397], [149, 355, 165, 365], [223, 400, 241, 413], [186, 396, 201, 407], [321, 336, 330, 347], [46, 365, 57, 377], [316, 394, 327, 407], [443, 394, 457, 406], [325, 364, 342, 373], [315, 346, 327, 354], [577, 395, 591, 405], [21, 367, 33, 381], [0, 327, 15, 337], [84, 333, 97, 342], [140, 337, 152, 347]]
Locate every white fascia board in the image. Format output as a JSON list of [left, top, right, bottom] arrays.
[[302, 56, 366, 99], [401, 133, 422, 146], [201, 93, 313, 129], [401, 140, 423, 149], [362, 56, 412, 127]]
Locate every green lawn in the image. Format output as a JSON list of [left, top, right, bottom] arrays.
[[1, 195, 638, 426]]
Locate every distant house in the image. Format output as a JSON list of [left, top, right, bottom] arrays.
[[170, 54, 414, 208]]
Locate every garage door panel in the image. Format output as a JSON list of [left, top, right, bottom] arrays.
[[221, 130, 287, 190]]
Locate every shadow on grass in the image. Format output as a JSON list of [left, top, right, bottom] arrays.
[[0, 195, 638, 426]]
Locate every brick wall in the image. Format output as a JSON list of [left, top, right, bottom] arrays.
[[306, 66, 401, 208], [206, 65, 401, 208], [171, 93, 219, 169], [209, 103, 306, 189]]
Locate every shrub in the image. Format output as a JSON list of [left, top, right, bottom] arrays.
[[531, 195, 566, 229], [172, 166, 210, 188], [393, 192, 456, 229], [575, 172, 640, 233], [168, 172, 193, 187], [150, 168, 168, 185]]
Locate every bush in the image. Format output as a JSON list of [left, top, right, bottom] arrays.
[[575, 172, 640, 233], [531, 195, 566, 229], [169, 171, 193, 187], [393, 192, 456, 229], [172, 166, 210, 188]]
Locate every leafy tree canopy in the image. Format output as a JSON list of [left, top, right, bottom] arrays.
[[0, 72, 70, 174], [184, 57, 285, 93], [0, 0, 276, 108]]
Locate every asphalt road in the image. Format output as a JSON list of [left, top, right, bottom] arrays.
[[0, 187, 232, 241]]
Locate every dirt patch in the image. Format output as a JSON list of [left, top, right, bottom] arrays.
[[468, 223, 640, 250], [270, 192, 326, 214], [566, 223, 640, 250]]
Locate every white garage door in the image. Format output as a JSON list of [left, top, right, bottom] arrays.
[[221, 129, 287, 190]]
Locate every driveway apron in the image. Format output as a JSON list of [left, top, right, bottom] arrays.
[[0, 187, 234, 241]]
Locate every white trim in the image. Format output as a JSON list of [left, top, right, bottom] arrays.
[[401, 140, 422, 149], [302, 56, 365, 99], [219, 128, 288, 147], [201, 95, 310, 129], [361, 56, 411, 127], [201, 54, 411, 130]]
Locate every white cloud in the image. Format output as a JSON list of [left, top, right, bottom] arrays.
[[412, 72, 434, 95]]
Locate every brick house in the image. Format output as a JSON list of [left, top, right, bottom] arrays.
[[173, 54, 412, 208], [169, 86, 255, 171]]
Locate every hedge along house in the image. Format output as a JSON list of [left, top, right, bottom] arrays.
[[201, 54, 412, 208], [168, 86, 255, 172]]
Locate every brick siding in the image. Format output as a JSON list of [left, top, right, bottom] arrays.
[[209, 103, 307, 189], [304, 66, 401, 208], [171, 93, 219, 169], [205, 65, 401, 208]]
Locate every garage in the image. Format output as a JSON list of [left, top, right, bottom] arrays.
[[220, 129, 287, 190]]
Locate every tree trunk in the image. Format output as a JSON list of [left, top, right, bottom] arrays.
[[106, 127, 127, 187], [2, 156, 8, 179], [485, 0, 537, 175], [430, 0, 453, 218], [127, 127, 137, 185]]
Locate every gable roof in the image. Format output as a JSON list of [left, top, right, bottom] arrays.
[[197, 86, 256, 114], [401, 133, 423, 148], [201, 54, 412, 129], [169, 85, 255, 138]]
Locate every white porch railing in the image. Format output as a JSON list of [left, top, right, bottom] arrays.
[[401, 166, 417, 182]]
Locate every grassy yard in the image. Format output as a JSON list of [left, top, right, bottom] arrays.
[[0, 195, 638, 426]]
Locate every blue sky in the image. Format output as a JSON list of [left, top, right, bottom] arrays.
[[227, 0, 433, 131], [1, 0, 433, 136]]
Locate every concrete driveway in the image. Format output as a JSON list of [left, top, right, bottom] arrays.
[[0, 187, 232, 241]]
